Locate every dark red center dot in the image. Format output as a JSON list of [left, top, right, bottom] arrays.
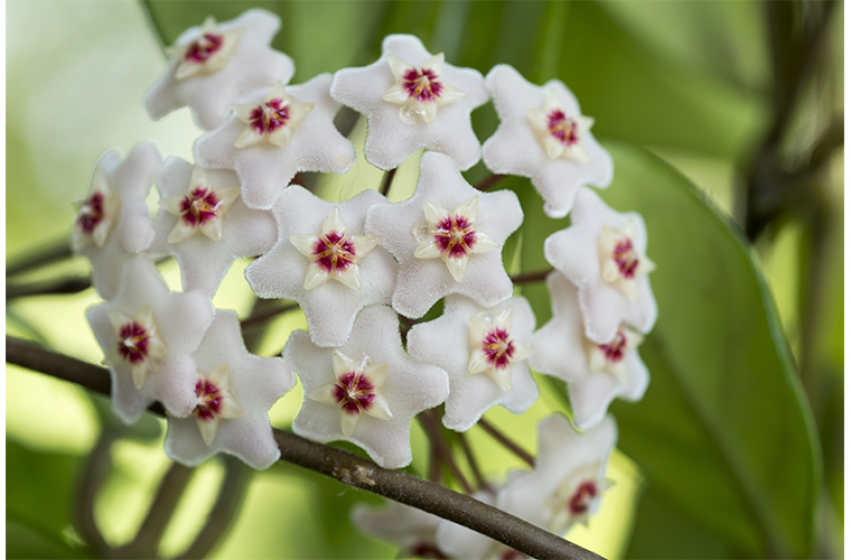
[[194, 379, 224, 421], [409, 542, 449, 559], [612, 237, 639, 279], [312, 231, 356, 274], [598, 330, 627, 363], [433, 214, 477, 258], [180, 187, 221, 227], [568, 480, 599, 515], [184, 32, 224, 63], [249, 98, 290, 135], [547, 110, 579, 147], [332, 371, 376, 415], [482, 327, 516, 370], [401, 67, 443, 102], [77, 192, 105, 235], [117, 321, 150, 364]]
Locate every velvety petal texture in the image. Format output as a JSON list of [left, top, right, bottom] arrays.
[[530, 272, 649, 430], [544, 187, 658, 343], [194, 73, 356, 209], [365, 152, 522, 318], [73, 142, 161, 300], [86, 256, 215, 423], [150, 158, 277, 297], [407, 296, 538, 431], [145, 9, 294, 131], [286, 305, 449, 468], [482, 65, 613, 219], [245, 186, 397, 347], [496, 414, 617, 534], [330, 34, 489, 170], [351, 500, 445, 558], [164, 310, 294, 469]]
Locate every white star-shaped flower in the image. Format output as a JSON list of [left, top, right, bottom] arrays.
[[530, 272, 649, 430], [145, 9, 295, 131], [497, 414, 616, 535], [544, 187, 657, 343], [164, 310, 295, 469], [365, 152, 522, 319], [72, 142, 161, 300], [330, 34, 488, 171], [195, 73, 356, 209], [285, 305, 449, 469], [149, 158, 277, 297], [482, 65, 613, 219], [407, 296, 538, 432], [245, 186, 396, 347], [351, 500, 445, 559], [87, 256, 215, 423]]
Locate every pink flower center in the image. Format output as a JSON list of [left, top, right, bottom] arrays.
[[184, 32, 224, 63], [332, 371, 377, 416], [481, 327, 516, 370], [433, 215, 477, 258], [76, 192, 105, 235], [612, 237, 640, 279], [598, 330, 627, 364], [179, 187, 222, 227], [568, 480, 599, 515], [194, 379, 224, 421], [409, 543, 448, 559], [402, 67, 444, 102], [117, 321, 151, 364], [313, 231, 356, 274], [249, 98, 291, 135], [547, 110, 579, 147]]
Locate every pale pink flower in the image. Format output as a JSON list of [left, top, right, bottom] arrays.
[[149, 158, 277, 297], [164, 310, 295, 469], [145, 9, 294, 131], [330, 34, 488, 170], [482, 65, 612, 219], [72, 142, 161, 300], [544, 187, 657, 343], [195, 73, 355, 209]]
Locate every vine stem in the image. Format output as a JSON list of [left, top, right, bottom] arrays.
[[6, 242, 74, 277], [510, 268, 554, 286], [6, 336, 602, 560], [477, 418, 536, 468], [474, 174, 506, 192], [6, 277, 92, 300], [380, 167, 398, 198]]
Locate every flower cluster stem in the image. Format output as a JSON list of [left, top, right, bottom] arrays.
[[418, 411, 474, 494], [380, 167, 398, 197], [473, 173, 506, 192], [6, 336, 603, 560], [510, 268, 554, 286], [457, 431, 487, 490], [477, 418, 535, 467]]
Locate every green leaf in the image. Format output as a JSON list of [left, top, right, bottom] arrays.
[[557, 141, 816, 558], [6, 439, 82, 534], [6, 515, 93, 560]]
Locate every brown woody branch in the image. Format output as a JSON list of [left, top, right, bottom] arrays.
[[6, 336, 603, 560]]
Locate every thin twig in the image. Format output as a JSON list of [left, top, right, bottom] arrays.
[[72, 429, 117, 558], [457, 431, 487, 491], [474, 174, 506, 192], [417, 412, 473, 494], [178, 456, 251, 560], [120, 462, 195, 558], [239, 303, 300, 329], [6, 277, 92, 300], [6, 242, 74, 277], [477, 418, 535, 468], [380, 167, 398, 198], [510, 269, 553, 286], [6, 337, 602, 560]]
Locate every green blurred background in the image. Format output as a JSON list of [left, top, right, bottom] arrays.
[[6, 1, 843, 559]]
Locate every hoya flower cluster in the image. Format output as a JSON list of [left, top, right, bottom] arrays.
[[72, 9, 658, 555]]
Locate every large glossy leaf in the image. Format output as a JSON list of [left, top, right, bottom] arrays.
[[517, 141, 819, 558]]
